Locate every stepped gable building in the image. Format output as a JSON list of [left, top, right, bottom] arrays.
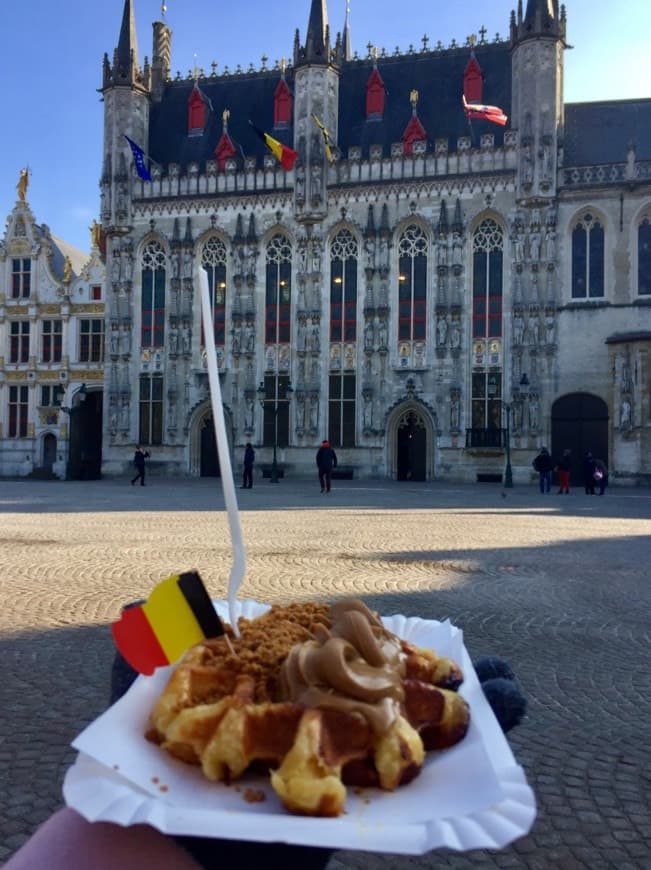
[[3, 0, 648, 483], [0, 172, 106, 479]]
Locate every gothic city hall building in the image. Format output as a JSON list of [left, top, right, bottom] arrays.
[[1, 0, 650, 483]]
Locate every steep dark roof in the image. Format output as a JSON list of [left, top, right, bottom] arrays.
[[564, 99, 651, 166], [338, 43, 511, 156], [148, 42, 512, 169]]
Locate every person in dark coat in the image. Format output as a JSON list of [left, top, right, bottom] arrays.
[[583, 451, 596, 495], [532, 447, 553, 493], [241, 443, 255, 489], [594, 458, 608, 495], [130, 446, 150, 486], [316, 440, 337, 493], [556, 448, 572, 494]]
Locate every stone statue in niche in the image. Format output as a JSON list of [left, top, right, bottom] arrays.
[[309, 396, 319, 429], [379, 238, 389, 270], [451, 232, 463, 268], [297, 319, 307, 352], [450, 320, 461, 349], [244, 396, 255, 430], [450, 395, 460, 431], [364, 319, 374, 350], [521, 144, 533, 185], [183, 250, 193, 279], [182, 324, 191, 354], [620, 398, 632, 429], [231, 324, 241, 354], [512, 230, 524, 264], [513, 314, 525, 345], [296, 245, 307, 274], [245, 322, 255, 353], [111, 254, 121, 283], [171, 250, 181, 280], [527, 312, 540, 345], [168, 325, 178, 354], [295, 166, 305, 202], [110, 326, 119, 355], [377, 318, 388, 348], [437, 239, 448, 267], [309, 322, 320, 353], [545, 228, 556, 261], [436, 315, 448, 346], [122, 251, 133, 282], [363, 394, 373, 429], [544, 314, 555, 344], [528, 393, 539, 430], [529, 231, 541, 262], [364, 237, 376, 270]]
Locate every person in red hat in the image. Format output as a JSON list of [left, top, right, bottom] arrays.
[[315, 439, 338, 493]]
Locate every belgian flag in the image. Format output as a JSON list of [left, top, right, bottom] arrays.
[[111, 571, 224, 675], [249, 122, 298, 170]]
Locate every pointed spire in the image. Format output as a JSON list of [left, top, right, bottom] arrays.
[[184, 217, 193, 244], [297, 0, 331, 65], [234, 214, 245, 244], [115, 0, 141, 85], [438, 201, 449, 236], [342, 1, 352, 62], [246, 214, 258, 244], [452, 199, 464, 235], [511, 0, 565, 43], [366, 204, 376, 234], [172, 217, 180, 242]]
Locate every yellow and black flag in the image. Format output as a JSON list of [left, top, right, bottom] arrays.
[[312, 113, 335, 163], [249, 122, 298, 171]]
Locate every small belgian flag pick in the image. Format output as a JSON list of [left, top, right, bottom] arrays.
[[111, 571, 224, 675]]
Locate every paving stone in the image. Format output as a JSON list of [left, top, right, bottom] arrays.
[[0, 478, 649, 869]]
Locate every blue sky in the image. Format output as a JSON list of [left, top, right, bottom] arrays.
[[1, 0, 650, 255]]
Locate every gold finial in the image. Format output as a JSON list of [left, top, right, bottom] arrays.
[[222, 108, 230, 125], [280, 57, 286, 74], [16, 167, 29, 202], [372, 45, 379, 62], [161, 3, 167, 20], [193, 52, 199, 80], [410, 89, 419, 108], [90, 220, 101, 249], [63, 256, 72, 284], [469, 33, 477, 48]]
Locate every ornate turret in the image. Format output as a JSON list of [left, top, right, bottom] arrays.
[[294, 0, 331, 66], [511, 0, 566, 44], [103, 0, 147, 90]]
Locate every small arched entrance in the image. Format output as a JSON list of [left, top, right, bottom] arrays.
[[42, 433, 57, 471], [386, 400, 436, 481], [67, 388, 103, 480], [551, 393, 609, 485], [200, 414, 220, 477]]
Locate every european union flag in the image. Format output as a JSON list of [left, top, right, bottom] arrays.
[[124, 135, 152, 181]]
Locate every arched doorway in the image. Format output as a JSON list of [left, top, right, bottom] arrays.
[[396, 408, 428, 481], [551, 393, 609, 485], [42, 433, 57, 472], [200, 415, 220, 477], [67, 389, 103, 480]]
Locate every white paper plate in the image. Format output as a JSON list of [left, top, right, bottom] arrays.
[[63, 600, 536, 855]]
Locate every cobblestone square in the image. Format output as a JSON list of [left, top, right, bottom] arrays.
[[1, 477, 649, 867]]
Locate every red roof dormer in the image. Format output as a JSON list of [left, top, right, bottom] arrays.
[[366, 66, 385, 119], [402, 116, 427, 155], [188, 84, 207, 135], [463, 51, 483, 104], [274, 77, 293, 128], [215, 132, 237, 170]]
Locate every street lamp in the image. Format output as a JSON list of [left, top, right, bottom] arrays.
[[503, 373, 529, 489], [257, 379, 293, 483]]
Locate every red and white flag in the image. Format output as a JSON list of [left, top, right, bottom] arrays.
[[463, 94, 508, 127]]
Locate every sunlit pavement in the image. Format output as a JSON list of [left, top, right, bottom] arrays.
[[1, 476, 650, 867]]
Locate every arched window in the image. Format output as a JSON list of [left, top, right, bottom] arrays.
[[265, 233, 292, 344], [472, 218, 503, 339], [471, 219, 504, 435], [141, 240, 166, 347], [571, 212, 604, 298], [638, 216, 651, 295], [329, 229, 358, 342], [201, 236, 227, 345], [397, 225, 428, 340]]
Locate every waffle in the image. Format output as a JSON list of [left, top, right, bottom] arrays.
[[146, 601, 470, 816]]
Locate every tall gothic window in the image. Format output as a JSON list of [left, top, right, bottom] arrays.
[[201, 236, 228, 345], [328, 373, 356, 447], [139, 374, 163, 445], [472, 218, 504, 339], [397, 225, 428, 340], [265, 234, 292, 344], [141, 240, 166, 347], [11, 258, 31, 298], [638, 216, 651, 295], [329, 229, 358, 342], [571, 212, 604, 298], [472, 219, 504, 433], [8, 385, 28, 437], [260, 374, 291, 449], [10, 321, 30, 363]]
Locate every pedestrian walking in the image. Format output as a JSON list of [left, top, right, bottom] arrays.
[[130, 446, 150, 486], [583, 451, 596, 495], [593, 458, 608, 495], [532, 447, 553, 493], [241, 442, 255, 489], [555, 448, 571, 494], [316, 439, 337, 493]]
